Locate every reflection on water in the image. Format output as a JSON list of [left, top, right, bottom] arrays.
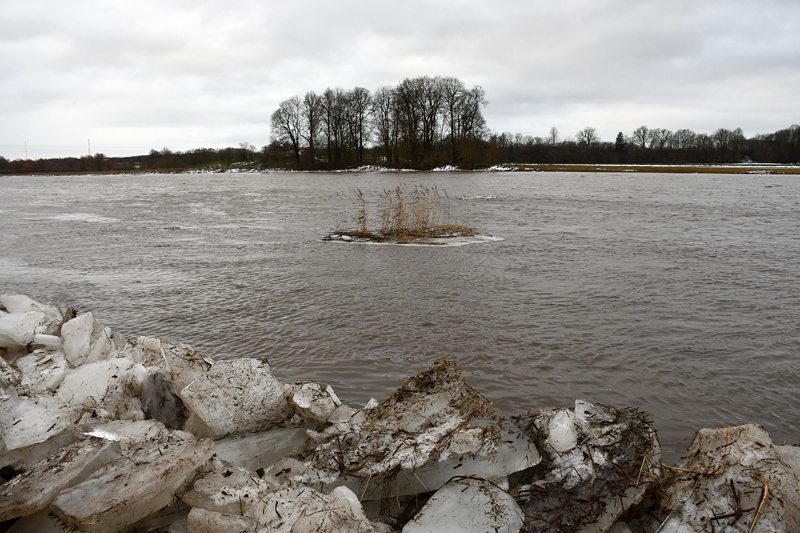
[[1, 171, 799, 461]]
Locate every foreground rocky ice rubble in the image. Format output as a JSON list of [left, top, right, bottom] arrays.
[[2, 294, 799, 533]]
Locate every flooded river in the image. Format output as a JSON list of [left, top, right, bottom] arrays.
[[1, 170, 798, 461]]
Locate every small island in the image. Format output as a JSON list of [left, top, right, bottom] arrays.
[[323, 185, 501, 245]]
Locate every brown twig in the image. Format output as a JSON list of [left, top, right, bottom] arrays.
[[748, 477, 770, 533]]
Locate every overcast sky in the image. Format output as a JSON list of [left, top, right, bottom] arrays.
[[1, 0, 798, 159]]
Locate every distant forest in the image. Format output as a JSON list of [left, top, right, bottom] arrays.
[[2, 76, 798, 174]]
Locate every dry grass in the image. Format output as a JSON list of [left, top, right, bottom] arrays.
[[334, 184, 474, 240]]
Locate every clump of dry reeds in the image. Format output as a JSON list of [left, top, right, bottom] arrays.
[[336, 184, 473, 240]]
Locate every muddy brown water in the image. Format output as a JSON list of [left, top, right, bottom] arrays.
[[1, 171, 798, 462]]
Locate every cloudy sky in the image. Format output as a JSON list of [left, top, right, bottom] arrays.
[[1, 0, 798, 159]]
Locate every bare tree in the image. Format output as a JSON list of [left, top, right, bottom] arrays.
[[301, 91, 322, 167], [670, 129, 696, 150], [649, 128, 672, 150], [548, 127, 559, 146], [631, 126, 649, 148], [270, 96, 303, 164], [576, 126, 600, 148], [347, 87, 372, 162]]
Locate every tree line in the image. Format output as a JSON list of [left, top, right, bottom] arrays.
[[269, 76, 490, 169], [491, 124, 800, 165], [2, 77, 798, 173]]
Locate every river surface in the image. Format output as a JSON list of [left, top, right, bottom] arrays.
[[1, 171, 798, 462]]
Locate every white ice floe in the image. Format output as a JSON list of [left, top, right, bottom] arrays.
[[51, 438, 214, 533], [403, 477, 524, 533], [179, 358, 291, 436], [0, 392, 79, 450]]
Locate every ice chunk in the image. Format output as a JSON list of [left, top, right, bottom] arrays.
[[288, 486, 373, 533], [15, 350, 69, 395], [52, 438, 215, 533], [122, 501, 191, 533], [163, 342, 212, 392], [654, 424, 800, 533], [284, 382, 342, 425], [298, 360, 540, 501], [186, 507, 259, 533], [61, 312, 113, 367], [248, 485, 374, 533], [97, 363, 147, 421], [31, 334, 62, 350], [402, 478, 524, 533], [0, 295, 62, 325], [213, 427, 309, 472], [179, 358, 291, 436], [514, 402, 661, 533], [57, 357, 133, 407], [1, 354, 22, 388], [0, 394, 79, 450], [0, 425, 81, 473], [0, 438, 119, 520], [182, 466, 274, 516], [0, 311, 48, 349], [60, 312, 94, 364], [776, 444, 800, 473], [547, 410, 577, 452]]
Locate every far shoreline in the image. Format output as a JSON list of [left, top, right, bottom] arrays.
[[2, 162, 800, 177]]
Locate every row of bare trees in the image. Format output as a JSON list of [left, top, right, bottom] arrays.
[[270, 76, 489, 169], [491, 124, 800, 164]]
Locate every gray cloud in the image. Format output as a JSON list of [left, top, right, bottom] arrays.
[[1, 0, 798, 158]]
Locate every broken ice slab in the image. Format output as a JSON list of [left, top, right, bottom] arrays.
[[120, 500, 190, 533], [14, 350, 69, 395], [213, 427, 309, 472], [284, 382, 342, 426], [514, 400, 661, 533], [31, 334, 63, 350], [94, 363, 148, 422], [654, 424, 800, 533], [298, 360, 541, 501], [61, 312, 114, 367], [0, 425, 82, 473], [181, 466, 275, 516], [162, 342, 212, 393], [60, 312, 93, 364], [0, 438, 119, 520], [0, 311, 48, 349], [185, 507, 259, 533], [776, 444, 800, 473], [0, 294, 63, 327], [57, 357, 133, 408], [179, 358, 292, 436], [51, 438, 215, 533], [0, 392, 79, 450], [547, 410, 577, 452], [247, 485, 374, 533], [402, 477, 524, 533]]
